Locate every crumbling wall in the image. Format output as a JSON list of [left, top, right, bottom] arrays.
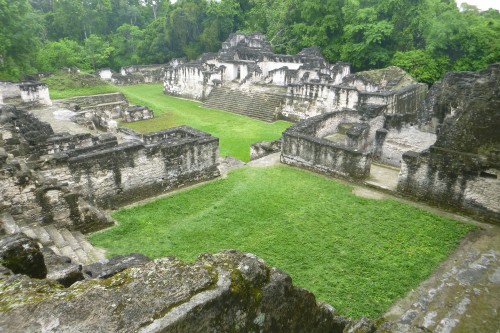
[[122, 106, 154, 123], [0, 159, 113, 232], [97, 65, 167, 85], [281, 84, 360, 121], [1, 104, 219, 230], [250, 139, 281, 160], [38, 127, 220, 209], [164, 65, 220, 99], [282, 82, 427, 121], [0, 81, 51, 106], [374, 127, 436, 167], [281, 113, 372, 180], [398, 148, 499, 222], [57, 93, 141, 132], [397, 64, 500, 222]]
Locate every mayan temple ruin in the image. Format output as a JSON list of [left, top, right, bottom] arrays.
[[0, 32, 499, 332]]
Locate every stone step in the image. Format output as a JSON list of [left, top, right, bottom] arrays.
[[20, 226, 38, 240], [48, 245, 61, 257], [203, 87, 283, 122], [2, 218, 103, 265], [59, 228, 95, 264], [1, 212, 21, 234], [73, 231, 106, 262], [204, 104, 276, 121], [44, 225, 69, 248], [74, 248, 91, 265], [33, 226, 52, 245], [59, 245, 77, 260], [60, 229, 83, 251]]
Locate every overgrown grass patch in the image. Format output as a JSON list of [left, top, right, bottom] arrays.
[[116, 84, 291, 161], [90, 165, 473, 319], [42, 73, 119, 99]]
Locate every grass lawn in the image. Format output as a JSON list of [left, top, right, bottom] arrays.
[[116, 84, 291, 162], [90, 165, 473, 319]]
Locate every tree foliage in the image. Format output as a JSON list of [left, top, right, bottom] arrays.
[[1, 0, 499, 83]]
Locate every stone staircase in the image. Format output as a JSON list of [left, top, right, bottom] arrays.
[[203, 86, 285, 122], [1, 212, 105, 265]]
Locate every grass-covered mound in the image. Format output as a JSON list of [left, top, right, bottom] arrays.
[[41, 72, 119, 99], [117, 84, 291, 161], [90, 166, 473, 319]]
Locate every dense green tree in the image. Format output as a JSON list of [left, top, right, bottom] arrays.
[[1, 0, 500, 82], [341, 0, 394, 69], [36, 39, 87, 71], [111, 24, 143, 67], [0, 0, 43, 79], [199, 0, 242, 52], [392, 50, 449, 83], [137, 17, 173, 64], [425, 4, 500, 72], [84, 34, 114, 70]]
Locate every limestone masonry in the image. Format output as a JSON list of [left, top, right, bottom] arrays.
[[1, 32, 499, 332]]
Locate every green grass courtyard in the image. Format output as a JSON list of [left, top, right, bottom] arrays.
[[117, 84, 291, 162], [90, 166, 473, 319]]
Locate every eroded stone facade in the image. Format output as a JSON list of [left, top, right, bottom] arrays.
[[1, 90, 219, 232], [0, 81, 51, 107], [397, 64, 500, 222], [163, 33, 428, 125]]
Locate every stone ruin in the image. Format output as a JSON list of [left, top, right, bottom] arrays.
[[1, 34, 499, 331], [0, 79, 220, 277], [281, 64, 500, 223], [0, 79, 438, 333], [55, 92, 154, 132], [97, 63, 174, 85], [398, 64, 500, 222], [0, 81, 51, 107], [162, 33, 427, 124]]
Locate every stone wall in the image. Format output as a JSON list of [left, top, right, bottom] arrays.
[[38, 127, 220, 209], [282, 81, 427, 121], [164, 64, 220, 99], [98, 65, 168, 85], [373, 126, 437, 167], [397, 64, 500, 222], [398, 148, 499, 222], [281, 112, 372, 180], [0, 81, 51, 106]]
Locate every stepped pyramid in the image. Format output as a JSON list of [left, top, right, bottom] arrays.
[[203, 86, 286, 122]]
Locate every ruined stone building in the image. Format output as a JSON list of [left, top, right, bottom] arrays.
[[0, 79, 220, 268], [0, 33, 498, 332], [0, 80, 389, 333], [161, 33, 498, 222]]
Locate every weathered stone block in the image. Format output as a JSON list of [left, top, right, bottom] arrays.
[[0, 233, 47, 279]]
